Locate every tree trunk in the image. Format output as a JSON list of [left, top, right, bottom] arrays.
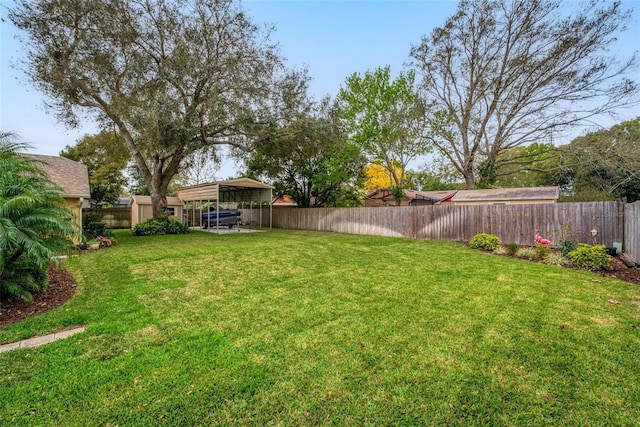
[[463, 170, 476, 190]]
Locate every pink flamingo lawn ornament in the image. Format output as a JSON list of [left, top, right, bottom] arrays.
[[535, 230, 552, 246]]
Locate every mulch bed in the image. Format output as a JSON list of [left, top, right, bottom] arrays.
[[1, 251, 639, 330], [0, 264, 77, 329]]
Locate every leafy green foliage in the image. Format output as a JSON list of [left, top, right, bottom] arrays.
[[60, 131, 129, 205], [515, 247, 537, 260], [568, 244, 612, 271], [506, 242, 520, 256], [557, 237, 578, 257], [535, 244, 552, 261], [338, 66, 429, 192], [10, 0, 289, 218], [247, 99, 366, 208], [555, 118, 640, 202], [0, 133, 81, 300], [493, 246, 507, 255], [132, 217, 189, 236], [543, 252, 568, 266], [469, 233, 502, 251]]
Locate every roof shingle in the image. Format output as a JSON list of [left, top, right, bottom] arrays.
[[22, 154, 90, 198]]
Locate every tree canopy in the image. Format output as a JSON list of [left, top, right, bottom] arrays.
[[410, 0, 638, 189], [555, 118, 640, 202], [246, 99, 366, 208], [60, 130, 130, 206], [338, 66, 430, 201], [10, 0, 289, 218]]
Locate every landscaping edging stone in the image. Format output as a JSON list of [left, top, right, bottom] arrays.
[[0, 326, 86, 353]]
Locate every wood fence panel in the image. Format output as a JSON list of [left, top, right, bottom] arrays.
[[259, 202, 629, 248], [624, 201, 640, 260], [83, 208, 131, 229]]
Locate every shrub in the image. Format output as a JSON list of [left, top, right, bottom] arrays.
[[0, 255, 49, 302], [506, 242, 519, 256], [535, 244, 552, 261], [84, 220, 106, 240], [515, 247, 536, 260], [1, 135, 80, 301], [493, 246, 506, 255], [557, 237, 578, 257], [132, 217, 189, 236], [568, 244, 612, 271], [543, 252, 568, 266], [469, 233, 502, 251]]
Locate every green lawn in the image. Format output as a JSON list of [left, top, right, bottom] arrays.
[[1, 229, 639, 425]]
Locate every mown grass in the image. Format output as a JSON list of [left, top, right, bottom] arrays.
[[1, 229, 639, 425]]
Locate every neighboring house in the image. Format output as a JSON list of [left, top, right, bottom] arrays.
[[272, 195, 298, 207], [364, 188, 457, 207], [22, 154, 90, 229], [450, 186, 560, 205], [130, 196, 184, 227]]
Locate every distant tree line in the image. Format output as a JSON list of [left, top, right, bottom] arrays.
[[8, 0, 638, 211]]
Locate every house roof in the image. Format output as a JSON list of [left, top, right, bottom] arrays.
[[22, 154, 90, 198], [272, 195, 298, 206], [451, 186, 560, 202], [131, 195, 184, 206], [366, 188, 458, 204]]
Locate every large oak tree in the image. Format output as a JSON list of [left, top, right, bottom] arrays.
[[410, 0, 638, 189], [10, 0, 288, 217]]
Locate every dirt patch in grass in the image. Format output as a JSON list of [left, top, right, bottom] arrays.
[[0, 264, 77, 329]]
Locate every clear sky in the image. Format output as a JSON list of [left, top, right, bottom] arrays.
[[1, 0, 639, 178]]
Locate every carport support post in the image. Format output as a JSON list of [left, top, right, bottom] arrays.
[[216, 199, 220, 233]]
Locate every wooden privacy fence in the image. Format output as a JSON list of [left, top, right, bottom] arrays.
[[244, 202, 637, 257], [625, 201, 640, 261], [83, 208, 131, 229]]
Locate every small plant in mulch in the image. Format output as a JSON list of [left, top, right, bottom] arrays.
[[493, 246, 507, 255], [543, 252, 569, 266], [515, 247, 536, 260], [535, 244, 552, 261], [506, 242, 519, 257]]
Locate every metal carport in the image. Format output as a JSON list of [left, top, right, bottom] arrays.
[[176, 178, 273, 233]]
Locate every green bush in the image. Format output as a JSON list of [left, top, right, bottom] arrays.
[[535, 244, 552, 261], [515, 247, 536, 260], [568, 244, 612, 271], [0, 255, 49, 301], [469, 233, 502, 251], [543, 252, 568, 266], [557, 237, 578, 257], [84, 220, 106, 240], [506, 242, 519, 256], [132, 217, 190, 236]]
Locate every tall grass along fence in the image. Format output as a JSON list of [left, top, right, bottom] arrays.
[[83, 208, 131, 229], [244, 201, 640, 259]]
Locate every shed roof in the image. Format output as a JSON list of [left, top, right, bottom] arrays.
[[366, 188, 458, 204], [22, 154, 90, 198], [177, 178, 273, 203], [131, 195, 184, 206], [451, 186, 559, 202]]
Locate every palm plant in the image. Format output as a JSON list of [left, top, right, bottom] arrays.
[[0, 132, 81, 303]]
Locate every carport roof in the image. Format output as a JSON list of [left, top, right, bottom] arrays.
[[177, 178, 273, 203]]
